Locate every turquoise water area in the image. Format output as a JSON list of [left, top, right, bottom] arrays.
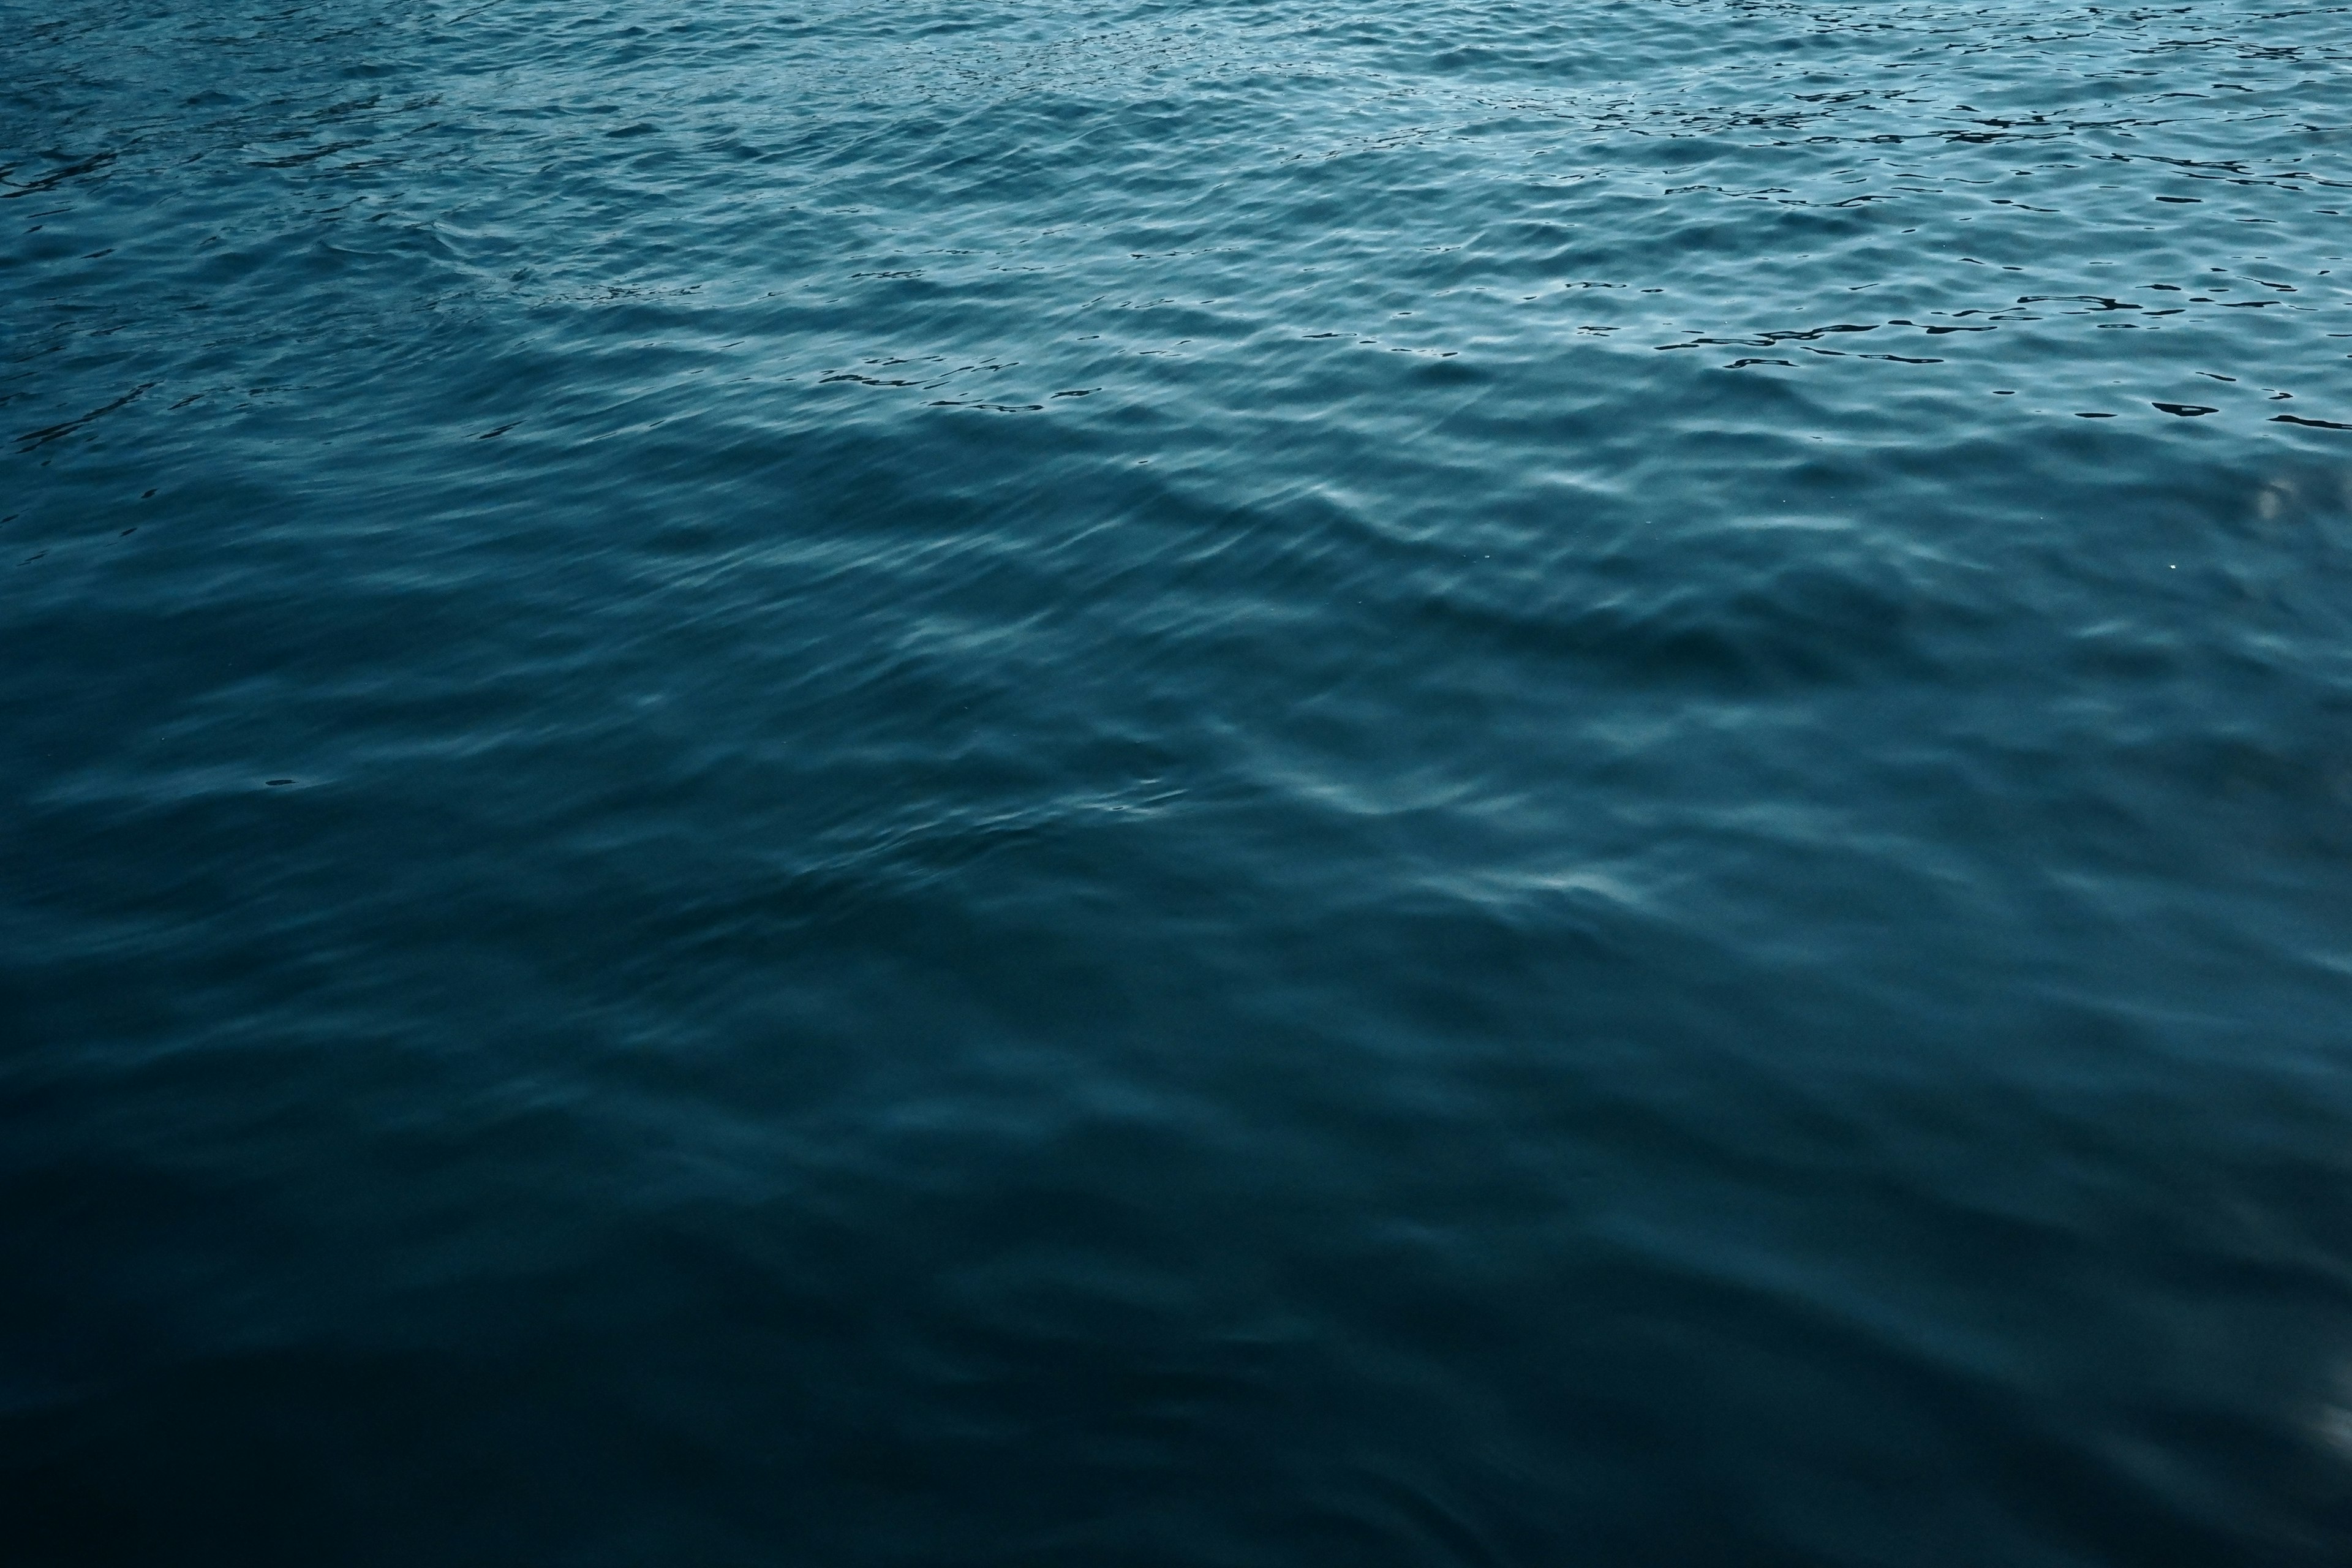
[[6, 0, 2352, 1561]]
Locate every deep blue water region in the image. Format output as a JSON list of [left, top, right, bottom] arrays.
[[6, 0, 2352, 1562]]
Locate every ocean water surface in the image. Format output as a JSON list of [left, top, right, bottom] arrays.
[[7, 0, 2352, 1561]]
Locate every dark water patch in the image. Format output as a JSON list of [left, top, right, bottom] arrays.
[[6, 0, 2352, 1562]]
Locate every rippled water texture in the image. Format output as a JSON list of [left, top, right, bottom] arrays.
[[7, 1, 2352, 1562]]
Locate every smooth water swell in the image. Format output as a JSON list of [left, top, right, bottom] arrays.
[[6, 1, 2352, 1563]]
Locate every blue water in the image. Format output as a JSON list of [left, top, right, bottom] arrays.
[[7, 0, 2352, 1560]]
